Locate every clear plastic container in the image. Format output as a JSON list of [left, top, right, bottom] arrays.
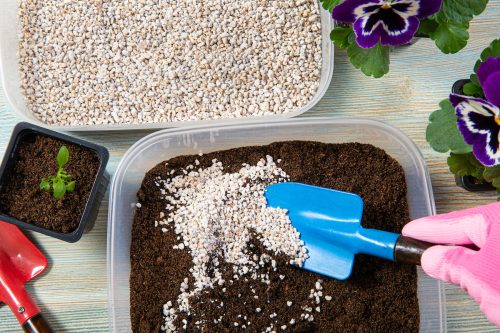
[[107, 117, 446, 333], [0, 1, 333, 131]]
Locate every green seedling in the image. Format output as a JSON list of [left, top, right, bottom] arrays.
[[40, 145, 76, 200]]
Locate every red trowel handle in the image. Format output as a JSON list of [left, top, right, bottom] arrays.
[[4, 283, 53, 333]]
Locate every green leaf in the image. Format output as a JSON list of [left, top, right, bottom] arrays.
[[319, 0, 341, 11], [57, 145, 70, 168], [330, 26, 391, 77], [462, 82, 483, 96], [465, 39, 500, 98], [483, 166, 500, 191], [330, 26, 353, 49], [66, 180, 76, 192], [429, 20, 469, 54], [426, 99, 472, 154], [40, 179, 50, 191], [438, 0, 488, 23], [447, 153, 485, 179], [53, 178, 67, 200], [473, 59, 482, 73], [483, 165, 500, 183], [417, 18, 438, 36], [59, 171, 71, 181], [428, 0, 489, 54], [471, 39, 500, 81], [470, 73, 480, 86], [347, 42, 390, 78], [480, 39, 500, 61]]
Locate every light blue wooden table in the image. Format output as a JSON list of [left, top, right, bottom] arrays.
[[1, 3, 500, 332]]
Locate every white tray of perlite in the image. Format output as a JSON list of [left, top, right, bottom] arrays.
[[0, 0, 333, 131]]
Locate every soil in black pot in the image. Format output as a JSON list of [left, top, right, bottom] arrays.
[[130, 141, 419, 333], [0, 134, 99, 233]]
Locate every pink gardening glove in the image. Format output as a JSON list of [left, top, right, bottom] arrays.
[[402, 202, 500, 327]]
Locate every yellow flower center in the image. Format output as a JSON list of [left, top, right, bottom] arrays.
[[495, 117, 500, 126], [381, 3, 391, 9]]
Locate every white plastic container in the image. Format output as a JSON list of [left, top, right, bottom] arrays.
[[108, 117, 446, 333], [0, 1, 333, 131]]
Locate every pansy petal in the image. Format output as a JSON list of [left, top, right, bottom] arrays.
[[332, 0, 382, 24], [487, 127, 500, 164], [477, 57, 500, 107], [417, 0, 443, 19], [450, 94, 499, 117], [450, 93, 500, 166], [477, 57, 500, 86], [353, 18, 383, 48], [391, 1, 419, 17], [483, 71, 500, 108], [471, 132, 498, 167], [456, 111, 491, 147], [456, 114, 496, 167], [380, 16, 419, 46]]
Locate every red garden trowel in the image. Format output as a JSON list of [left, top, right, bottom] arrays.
[[0, 222, 53, 333]]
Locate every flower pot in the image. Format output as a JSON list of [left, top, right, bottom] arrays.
[[452, 79, 496, 192], [0, 122, 109, 242]]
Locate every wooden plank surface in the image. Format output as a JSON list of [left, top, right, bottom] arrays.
[[1, 2, 500, 332]]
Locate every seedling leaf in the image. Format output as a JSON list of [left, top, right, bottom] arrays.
[[53, 178, 67, 200], [57, 145, 70, 168], [66, 181, 76, 192], [39, 145, 76, 199], [40, 179, 50, 191]]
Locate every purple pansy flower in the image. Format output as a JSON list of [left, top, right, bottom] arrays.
[[332, 0, 443, 48], [450, 56, 500, 167]]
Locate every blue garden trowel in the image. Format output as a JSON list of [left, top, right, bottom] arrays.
[[265, 182, 434, 280]]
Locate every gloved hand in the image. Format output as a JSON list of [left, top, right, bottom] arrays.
[[402, 202, 500, 327]]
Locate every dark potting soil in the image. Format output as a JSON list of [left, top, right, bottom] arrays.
[[0, 134, 99, 233], [130, 141, 418, 333]]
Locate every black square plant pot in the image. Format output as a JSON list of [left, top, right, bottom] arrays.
[[455, 174, 496, 192], [452, 79, 496, 192], [0, 122, 109, 242]]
